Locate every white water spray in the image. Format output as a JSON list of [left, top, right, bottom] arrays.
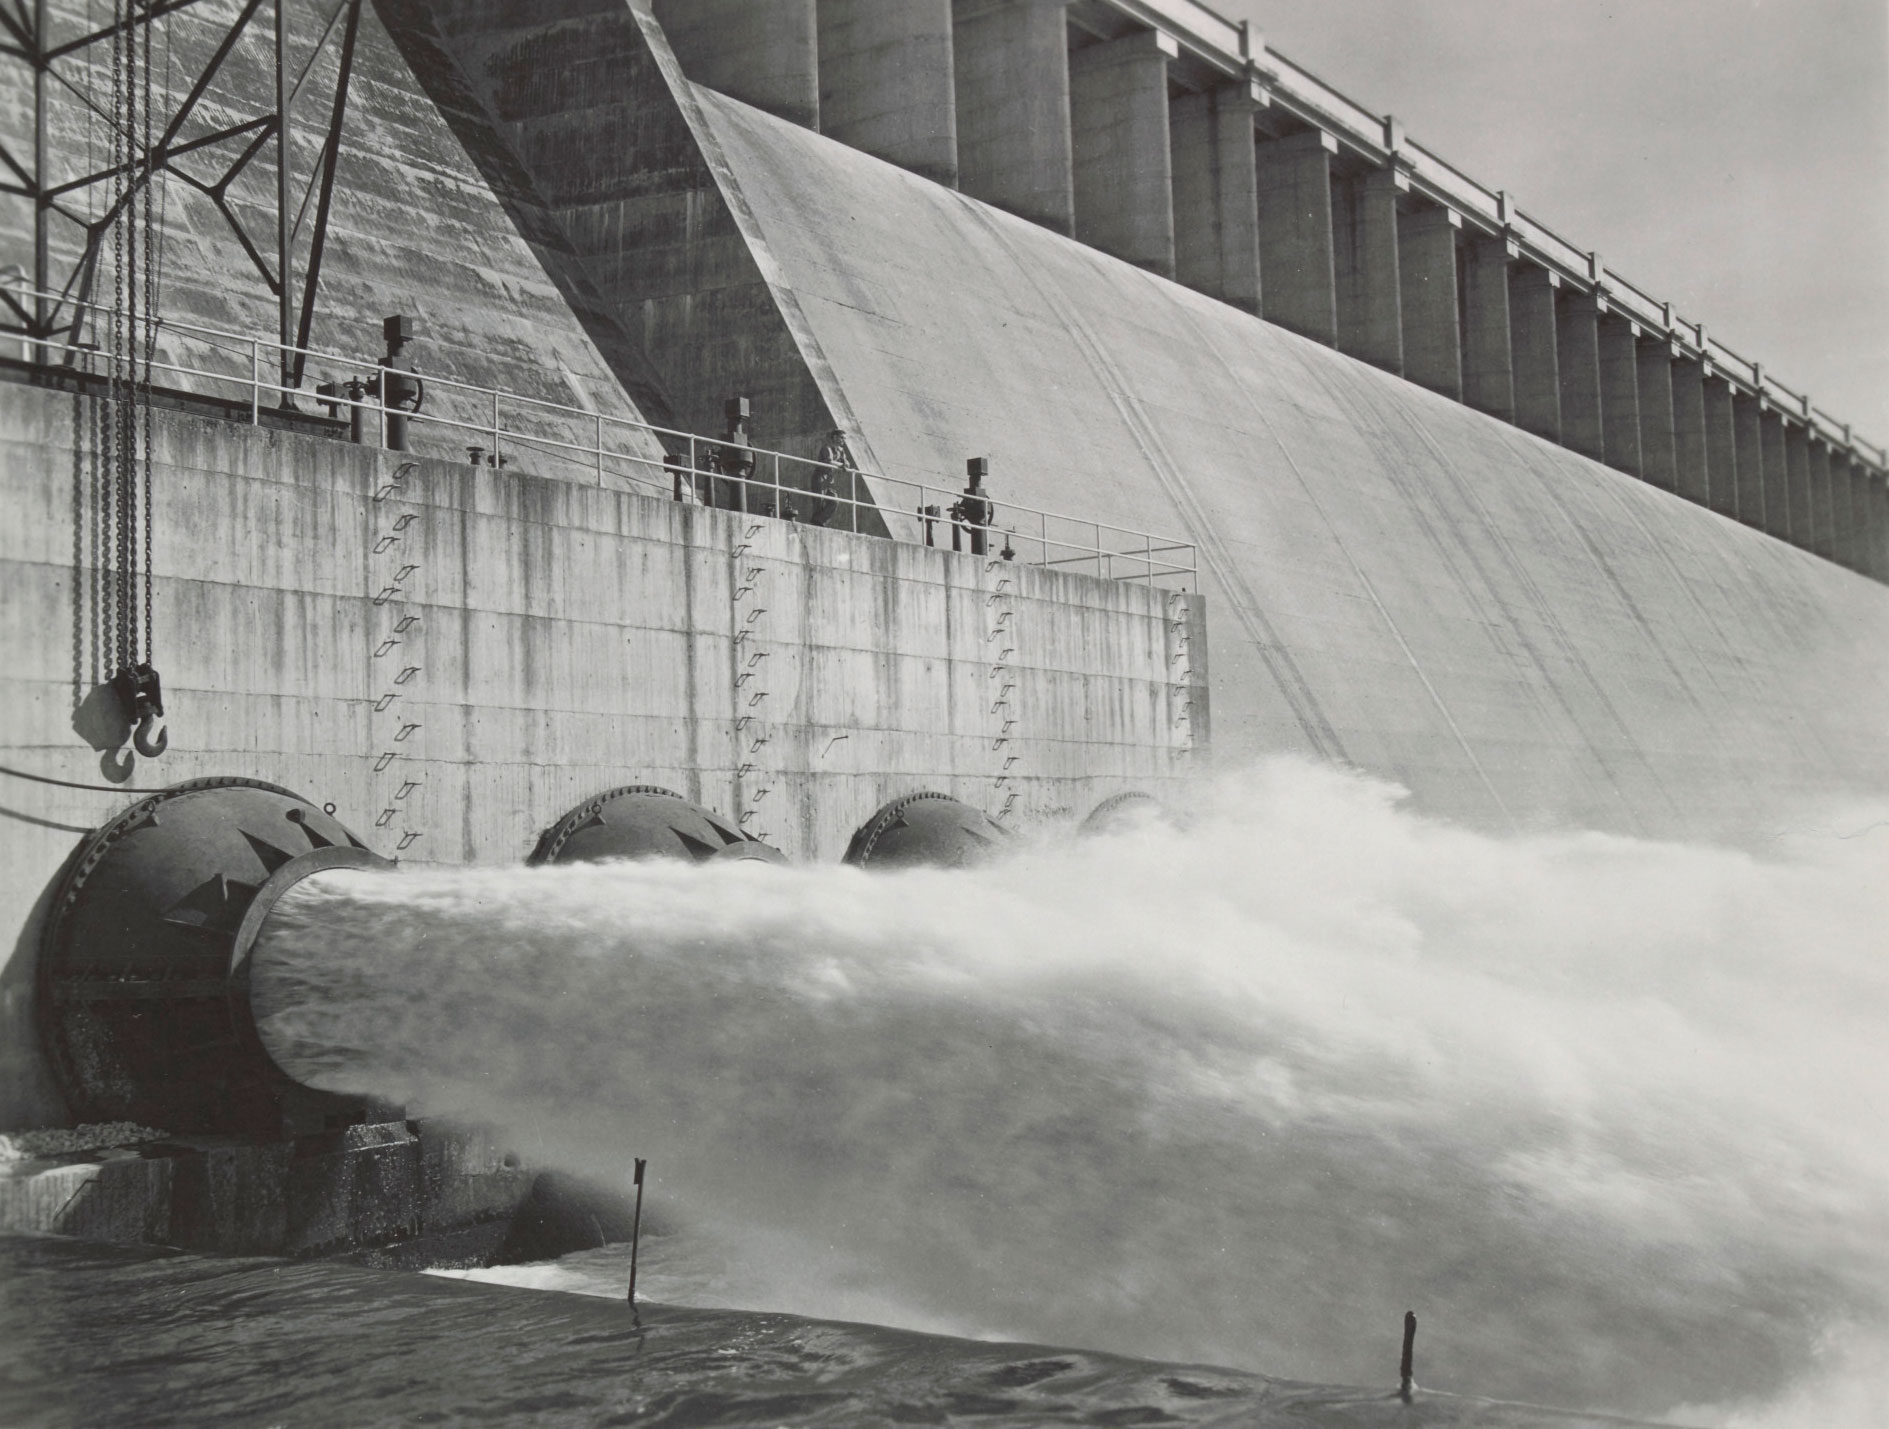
[[251, 760, 1889, 1423]]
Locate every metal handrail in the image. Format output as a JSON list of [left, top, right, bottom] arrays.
[[3, 279, 1198, 585]]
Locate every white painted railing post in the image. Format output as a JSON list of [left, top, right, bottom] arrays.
[[249, 340, 260, 424]]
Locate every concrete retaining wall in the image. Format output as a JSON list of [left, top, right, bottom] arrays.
[[0, 378, 1204, 1125]]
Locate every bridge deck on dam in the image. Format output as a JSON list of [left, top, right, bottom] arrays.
[[682, 86, 1889, 840]]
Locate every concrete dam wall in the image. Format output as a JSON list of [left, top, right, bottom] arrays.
[[0, 379, 1204, 1125]]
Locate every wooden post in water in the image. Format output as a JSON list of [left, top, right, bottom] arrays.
[[626, 1157, 647, 1304], [1399, 1310, 1417, 1402]]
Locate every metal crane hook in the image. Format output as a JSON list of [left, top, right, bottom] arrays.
[[132, 706, 168, 758]]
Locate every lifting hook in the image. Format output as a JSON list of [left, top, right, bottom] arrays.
[[111, 663, 167, 759]]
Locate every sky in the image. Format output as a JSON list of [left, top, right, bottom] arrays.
[[1226, 0, 1889, 447]]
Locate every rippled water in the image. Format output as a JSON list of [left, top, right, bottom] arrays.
[[0, 1236, 1658, 1428]]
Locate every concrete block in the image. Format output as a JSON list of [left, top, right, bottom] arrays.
[[1333, 168, 1405, 374], [1732, 395, 1765, 528], [168, 1141, 294, 1254], [1635, 339, 1677, 491], [1461, 236, 1514, 420], [1256, 129, 1339, 344], [1671, 358, 1709, 507], [0, 1155, 172, 1244], [285, 1121, 421, 1255], [653, 0, 820, 128], [1598, 316, 1642, 476], [1070, 30, 1179, 275], [953, 0, 1073, 233], [1702, 377, 1738, 518], [1555, 292, 1604, 461], [1397, 204, 1462, 399], [1508, 265, 1561, 442], [1170, 83, 1264, 314], [817, 0, 957, 185]]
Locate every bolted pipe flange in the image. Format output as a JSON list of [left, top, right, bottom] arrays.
[[529, 785, 787, 866], [36, 777, 389, 1137], [1079, 790, 1168, 836], [842, 791, 1013, 870]]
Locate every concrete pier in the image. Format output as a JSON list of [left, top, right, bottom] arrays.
[[1785, 423, 1813, 547], [953, 0, 1074, 232], [1333, 167, 1406, 373], [1636, 340, 1677, 491], [1462, 236, 1515, 421], [1555, 292, 1604, 461], [1509, 265, 1561, 442], [1759, 409, 1789, 540], [817, 0, 958, 185], [1070, 29, 1178, 275], [654, 0, 820, 128], [1703, 378, 1738, 518], [1671, 358, 1709, 506], [1807, 439, 1836, 558], [1397, 203, 1462, 399], [1732, 395, 1765, 528], [1832, 460, 1858, 570], [1255, 129, 1339, 344], [1170, 82, 1264, 314], [1598, 316, 1641, 476]]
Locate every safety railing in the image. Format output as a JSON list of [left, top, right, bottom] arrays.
[[1, 280, 1197, 585]]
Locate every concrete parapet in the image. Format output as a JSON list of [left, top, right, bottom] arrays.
[[953, 0, 1074, 233], [1555, 292, 1604, 461], [1070, 29, 1180, 275], [1758, 410, 1789, 541], [1461, 236, 1515, 421], [1635, 339, 1677, 491], [1732, 395, 1765, 528], [1702, 377, 1738, 519], [1170, 82, 1264, 314], [653, 0, 820, 128], [1508, 265, 1561, 442], [1396, 203, 1462, 399], [1671, 358, 1709, 507], [1332, 167, 1406, 374], [1255, 129, 1339, 345], [1598, 316, 1641, 476], [817, 0, 958, 185]]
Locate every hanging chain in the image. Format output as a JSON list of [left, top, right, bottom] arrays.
[[141, 0, 155, 665], [109, 0, 127, 673]]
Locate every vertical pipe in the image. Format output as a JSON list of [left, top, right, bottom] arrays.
[[274, 0, 293, 400], [596, 413, 604, 485]]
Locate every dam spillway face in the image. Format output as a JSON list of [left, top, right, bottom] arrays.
[[37, 778, 389, 1140]]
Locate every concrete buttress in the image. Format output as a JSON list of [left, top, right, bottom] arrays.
[[1508, 264, 1561, 442], [1671, 358, 1709, 507], [1332, 167, 1406, 374], [1255, 129, 1339, 345], [1807, 439, 1836, 558], [952, 0, 1074, 233], [1732, 395, 1765, 528], [1070, 29, 1180, 276], [1759, 409, 1789, 541], [1636, 339, 1678, 492], [1555, 291, 1604, 461], [817, 0, 958, 185], [654, 0, 820, 128], [1396, 203, 1462, 400], [1598, 316, 1642, 476], [1785, 423, 1813, 547], [1702, 377, 1738, 519], [1169, 81, 1265, 314], [1461, 236, 1515, 421]]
